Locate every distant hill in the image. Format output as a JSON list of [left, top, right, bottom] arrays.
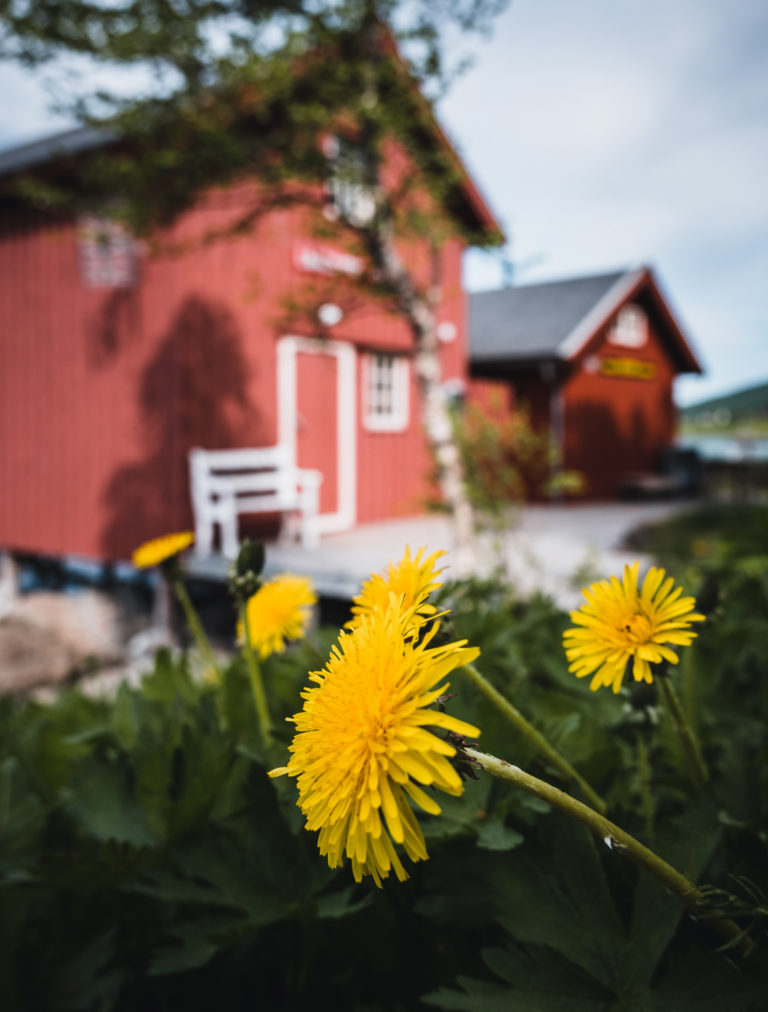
[[680, 381, 768, 434], [681, 381, 768, 419]]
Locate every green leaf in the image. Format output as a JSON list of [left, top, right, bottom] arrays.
[[140, 647, 196, 705], [417, 775, 482, 834], [315, 885, 373, 920], [65, 755, 156, 847], [111, 682, 140, 750], [624, 794, 722, 988], [46, 928, 124, 1011], [474, 816, 524, 852], [490, 821, 625, 988], [148, 917, 224, 976], [148, 933, 219, 976], [424, 944, 615, 1011], [650, 941, 768, 1010], [0, 756, 47, 869]]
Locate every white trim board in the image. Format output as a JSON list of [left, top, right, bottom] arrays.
[[559, 266, 646, 360], [277, 335, 357, 534]]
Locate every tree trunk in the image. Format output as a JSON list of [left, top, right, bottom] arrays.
[[361, 216, 478, 576], [413, 322, 478, 578], [349, 27, 478, 576]]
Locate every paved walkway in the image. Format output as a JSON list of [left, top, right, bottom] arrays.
[[57, 499, 692, 699], [238, 499, 694, 610]]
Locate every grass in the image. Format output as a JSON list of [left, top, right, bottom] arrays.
[[622, 502, 768, 567], [679, 418, 768, 436]]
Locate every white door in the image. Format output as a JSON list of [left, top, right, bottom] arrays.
[[277, 336, 356, 533]]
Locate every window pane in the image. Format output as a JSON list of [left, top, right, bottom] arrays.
[[364, 353, 409, 432]]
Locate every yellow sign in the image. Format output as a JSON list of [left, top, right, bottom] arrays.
[[600, 357, 656, 380]]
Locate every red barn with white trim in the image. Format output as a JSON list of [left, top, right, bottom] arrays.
[[0, 125, 500, 562], [469, 267, 704, 498]]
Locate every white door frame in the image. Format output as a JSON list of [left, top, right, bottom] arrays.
[[277, 335, 357, 534]]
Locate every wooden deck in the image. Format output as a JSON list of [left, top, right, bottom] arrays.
[[183, 514, 458, 600], [181, 500, 693, 609], [184, 547, 364, 600]]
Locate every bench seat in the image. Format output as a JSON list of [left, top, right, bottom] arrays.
[[189, 446, 323, 557]]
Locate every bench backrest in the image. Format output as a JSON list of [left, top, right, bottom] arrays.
[[190, 445, 300, 508]]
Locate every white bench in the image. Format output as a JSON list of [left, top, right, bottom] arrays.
[[189, 446, 323, 557]]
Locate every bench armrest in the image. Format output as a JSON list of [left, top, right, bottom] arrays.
[[296, 468, 324, 491]]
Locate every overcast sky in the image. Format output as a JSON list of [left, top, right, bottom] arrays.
[[439, 0, 768, 405], [0, 0, 765, 406]]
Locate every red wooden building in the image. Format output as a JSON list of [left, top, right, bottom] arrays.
[[0, 125, 500, 562], [468, 267, 703, 498]]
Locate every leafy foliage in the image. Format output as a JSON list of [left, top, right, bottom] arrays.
[[0, 0, 510, 561], [452, 399, 584, 517], [0, 0, 506, 248], [679, 380, 768, 434], [3, 518, 768, 1007], [624, 503, 768, 570]]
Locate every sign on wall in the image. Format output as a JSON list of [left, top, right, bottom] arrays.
[[599, 357, 656, 380], [293, 242, 364, 277]]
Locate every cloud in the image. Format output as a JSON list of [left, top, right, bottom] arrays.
[[0, 66, 73, 147], [442, 0, 768, 403], [0, 0, 764, 405]]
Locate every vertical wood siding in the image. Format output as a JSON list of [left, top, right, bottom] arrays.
[[0, 172, 470, 560], [562, 313, 677, 498]]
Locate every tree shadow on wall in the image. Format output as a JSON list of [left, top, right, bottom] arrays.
[[565, 401, 628, 499], [100, 295, 264, 560], [566, 397, 667, 499], [87, 288, 143, 368]]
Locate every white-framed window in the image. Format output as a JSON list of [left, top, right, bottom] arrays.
[[324, 135, 376, 227], [608, 304, 647, 348], [363, 352, 410, 432], [77, 213, 138, 288]]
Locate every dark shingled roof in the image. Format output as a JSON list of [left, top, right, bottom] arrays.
[[0, 126, 110, 179], [469, 270, 633, 362], [0, 120, 502, 240]]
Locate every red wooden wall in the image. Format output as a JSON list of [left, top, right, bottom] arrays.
[[0, 161, 470, 561], [561, 314, 677, 497], [466, 297, 683, 501], [465, 377, 515, 418]]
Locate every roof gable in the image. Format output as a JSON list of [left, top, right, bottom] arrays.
[[0, 97, 502, 245], [469, 266, 702, 374], [0, 127, 108, 179], [470, 270, 626, 361]]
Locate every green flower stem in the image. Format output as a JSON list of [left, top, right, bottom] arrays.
[[657, 671, 709, 789], [240, 603, 273, 745], [172, 578, 220, 681], [462, 663, 606, 813], [303, 638, 329, 669], [682, 644, 697, 735], [636, 733, 655, 839], [467, 748, 748, 954]]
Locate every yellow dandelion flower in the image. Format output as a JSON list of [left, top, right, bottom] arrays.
[[269, 602, 480, 885], [348, 545, 445, 633], [132, 531, 195, 569], [240, 574, 317, 659], [563, 562, 705, 694]]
